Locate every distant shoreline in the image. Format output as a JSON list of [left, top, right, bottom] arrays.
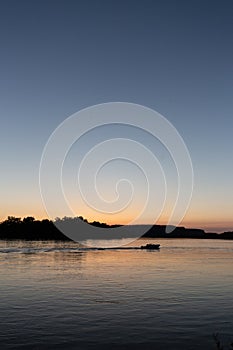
[[0, 216, 232, 241]]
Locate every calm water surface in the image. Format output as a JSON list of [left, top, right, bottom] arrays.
[[0, 239, 233, 349]]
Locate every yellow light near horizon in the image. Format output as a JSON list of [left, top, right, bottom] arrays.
[[1, 200, 232, 234]]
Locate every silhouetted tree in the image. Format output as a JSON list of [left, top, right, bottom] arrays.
[[23, 216, 35, 224]]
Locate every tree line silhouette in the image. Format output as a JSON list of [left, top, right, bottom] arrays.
[[0, 216, 120, 240], [0, 216, 232, 241]]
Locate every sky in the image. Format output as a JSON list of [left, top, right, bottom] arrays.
[[0, 0, 233, 232]]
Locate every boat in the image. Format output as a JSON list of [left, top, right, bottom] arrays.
[[140, 243, 160, 250]]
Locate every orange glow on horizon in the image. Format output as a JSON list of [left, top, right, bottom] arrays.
[[1, 200, 232, 234], [1, 210, 232, 233]]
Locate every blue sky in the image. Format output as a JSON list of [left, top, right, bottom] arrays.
[[0, 0, 233, 231]]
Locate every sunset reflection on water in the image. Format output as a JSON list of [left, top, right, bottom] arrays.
[[0, 239, 233, 349]]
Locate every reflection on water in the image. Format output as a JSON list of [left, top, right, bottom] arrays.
[[0, 239, 233, 349]]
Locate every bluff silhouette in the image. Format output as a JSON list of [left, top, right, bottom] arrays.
[[0, 216, 232, 241]]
